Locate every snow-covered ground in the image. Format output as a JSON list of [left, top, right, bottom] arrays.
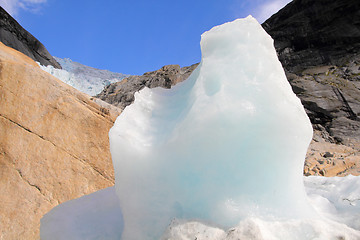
[[39, 57, 129, 96], [164, 175, 360, 239], [40, 176, 360, 240], [305, 175, 360, 231]]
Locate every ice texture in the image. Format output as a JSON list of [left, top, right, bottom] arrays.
[[40, 176, 360, 240], [39, 57, 128, 96], [109, 16, 314, 239], [305, 175, 360, 231]]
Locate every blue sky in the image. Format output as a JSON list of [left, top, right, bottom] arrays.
[[1, 0, 291, 75]]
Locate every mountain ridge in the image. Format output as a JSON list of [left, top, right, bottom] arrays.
[[0, 6, 61, 68], [96, 63, 199, 110]]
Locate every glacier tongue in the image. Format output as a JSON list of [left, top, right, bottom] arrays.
[[39, 57, 128, 96], [110, 16, 314, 239]]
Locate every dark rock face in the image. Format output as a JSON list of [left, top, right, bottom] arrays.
[[262, 0, 360, 146], [262, 0, 360, 73], [0, 7, 61, 68], [286, 60, 360, 145], [96, 63, 199, 110]]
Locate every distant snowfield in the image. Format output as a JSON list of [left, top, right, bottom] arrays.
[[40, 176, 360, 240], [39, 57, 129, 96]]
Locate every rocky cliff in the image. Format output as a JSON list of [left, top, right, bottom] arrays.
[[261, 0, 360, 176], [262, 0, 360, 72], [0, 42, 119, 239], [0, 6, 61, 68], [262, 0, 360, 145]]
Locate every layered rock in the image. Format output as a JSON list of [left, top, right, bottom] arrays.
[[261, 0, 360, 147], [0, 6, 61, 68], [286, 60, 360, 146], [0, 42, 118, 239], [260, 0, 360, 176], [262, 0, 360, 72], [96, 63, 199, 110]]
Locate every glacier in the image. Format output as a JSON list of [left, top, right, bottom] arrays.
[[39, 57, 129, 96], [40, 16, 360, 239]]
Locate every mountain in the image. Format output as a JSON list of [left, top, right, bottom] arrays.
[[0, 42, 119, 239], [96, 63, 199, 110], [0, 6, 128, 96], [262, 0, 360, 72], [0, 7, 61, 68], [40, 57, 129, 96]]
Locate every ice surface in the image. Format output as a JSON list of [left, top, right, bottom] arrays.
[[109, 16, 315, 239], [39, 57, 128, 96]]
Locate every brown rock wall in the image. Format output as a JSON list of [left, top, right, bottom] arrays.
[[0, 42, 118, 239]]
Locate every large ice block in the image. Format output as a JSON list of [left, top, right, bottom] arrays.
[[109, 16, 314, 239]]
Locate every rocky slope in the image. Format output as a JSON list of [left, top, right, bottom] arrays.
[[96, 63, 199, 110], [0, 6, 61, 68], [0, 42, 119, 239]]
